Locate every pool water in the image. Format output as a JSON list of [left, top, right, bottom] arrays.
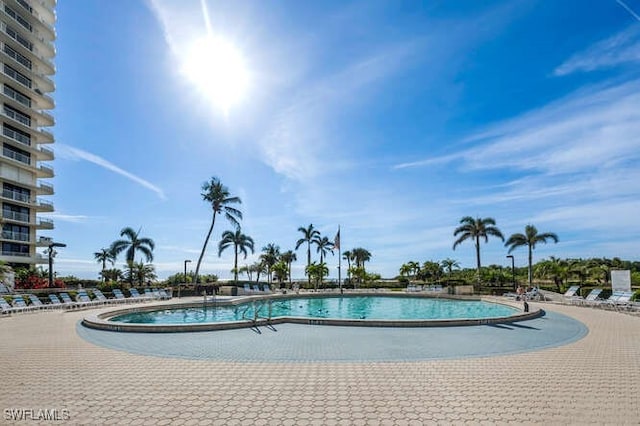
[[110, 296, 518, 324]]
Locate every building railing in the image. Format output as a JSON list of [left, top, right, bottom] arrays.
[[2, 210, 30, 222], [38, 164, 53, 175], [3, 106, 32, 127], [2, 124, 31, 145], [38, 182, 53, 193], [2, 146, 31, 164], [0, 250, 30, 257], [1, 230, 30, 242], [3, 83, 32, 108], [2, 188, 30, 203]]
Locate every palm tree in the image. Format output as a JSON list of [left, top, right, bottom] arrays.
[[351, 247, 371, 270], [505, 224, 558, 287], [94, 248, 116, 282], [314, 236, 334, 263], [271, 261, 289, 288], [218, 229, 255, 284], [342, 250, 353, 283], [110, 227, 155, 284], [280, 250, 297, 288], [535, 256, 568, 292], [260, 244, 280, 285], [306, 261, 329, 290], [295, 224, 320, 286], [453, 216, 504, 285], [125, 261, 157, 286], [195, 177, 242, 284], [440, 258, 460, 280]]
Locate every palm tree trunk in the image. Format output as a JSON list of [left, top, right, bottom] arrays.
[[475, 236, 481, 286], [233, 244, 239, 284], [528, 244, 533, 287], [194, 212, 217, 284], [307, 243, 311, 286], [288, 261, 292, 289]]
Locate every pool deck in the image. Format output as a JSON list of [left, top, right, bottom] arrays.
[[1, 298, 639, 424]]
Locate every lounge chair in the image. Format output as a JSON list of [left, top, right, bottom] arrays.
[[157, 288, 171, 299], [112, 289, 132, 303], [129, 288, 149, 301], [563, 285, 581, 303], [252, 284, 261, 293], [91, 289, 111, 304], [243, 284, 252, 294], [12, 295, 37, 312], [27, 294, 51, 310], [48, 294, 65, 308], [77, 290, 101, 307], [59, 292, 79, 309], [262, 284, 272, 294], [1, 297, 17, 314], [579, 288, 603, 306], [0, 283, 10, 294]]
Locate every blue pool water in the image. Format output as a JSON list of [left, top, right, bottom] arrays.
[[110, 296, 518, 324]]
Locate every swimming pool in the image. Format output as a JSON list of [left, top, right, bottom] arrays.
[[82, 294, 540, 332], [110, 296, 518, 324]]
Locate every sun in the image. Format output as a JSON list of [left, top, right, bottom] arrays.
[[180, 36, 249, 114]]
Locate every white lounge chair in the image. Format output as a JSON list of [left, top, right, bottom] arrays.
[[563, 285, 581, 303], [579, 288, 603, 306], [0, 297, 17, 314], [12, 295, 37, 312], [27, 294, 51, 310]]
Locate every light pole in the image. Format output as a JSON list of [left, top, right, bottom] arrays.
[[180, 259, 191, 298], [47, 242, 66, 288], [506, 255, 516, 291]]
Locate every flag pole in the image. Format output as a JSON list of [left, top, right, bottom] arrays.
[[336, 226, 342, 294]]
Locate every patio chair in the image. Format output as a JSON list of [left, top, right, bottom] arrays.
[[129, 288, 148, 301], [252, 284, 262, 293], [262, 284, 272, 294], [48, 294, 65, 308], [12, 295, 37, 312], [112, 289, 132, 303], [579, 288, 603, 306], [157, 288, 171, 299], [1, 297, 17, 314], [0, 283, 10, 294], [91, 289, 111, 304], [243, 284, 252, 294], [77, 290, 101, 307], [563, 285, 581, 303], [27, 294, 51, 310], [59, 293, 80, 309]]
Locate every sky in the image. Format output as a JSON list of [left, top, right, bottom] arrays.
[[46, 0, 640, 280]]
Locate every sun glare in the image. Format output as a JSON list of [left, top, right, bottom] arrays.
[[181, 36, 249, 114]]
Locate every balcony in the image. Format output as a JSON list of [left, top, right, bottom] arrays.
[[2, 210, 29, 223], [1, 230, 30, 242], [36, 217, 53, 229], [37, 145, 53, 160], [36, 163, 53, 177], [0, 250, 45, 264], [36, 235, 51, 246], [1, 188, 30, 203], [2, 146, 31, 165], [37, 181, 53, 194], [35, 197, 52, 211]]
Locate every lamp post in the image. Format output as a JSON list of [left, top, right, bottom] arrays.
[[506, 255, 516, 291], [180, 259, 191, 298], [47, 242, 66, 288]]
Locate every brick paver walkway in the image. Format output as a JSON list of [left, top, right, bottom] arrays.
[[1, 301, 638, 424]]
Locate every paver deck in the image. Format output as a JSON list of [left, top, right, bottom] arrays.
[[1, 300, 639, 424]]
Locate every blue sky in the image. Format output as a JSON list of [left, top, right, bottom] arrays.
[[48, 0, 640, 280]]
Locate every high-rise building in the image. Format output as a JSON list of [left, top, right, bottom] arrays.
[[0, 0, 55, 268]]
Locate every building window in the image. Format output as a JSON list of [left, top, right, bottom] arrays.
[[3, 64, 32, 88], [3, 104, 31, 126], [3, 43, 32, 69], [3, 84, 32, 107], [2, 223, 30, 241], [3, 143, 31, 164], [4, 25, 33, 51], [4, 5, 33, 32], [1, 242, 29, 256], [2, 182, 31, 203], [2, 202, 30, 223], [2, 123, 31, 145]]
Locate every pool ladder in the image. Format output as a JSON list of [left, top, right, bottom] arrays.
[[241, 300, 273, 324]]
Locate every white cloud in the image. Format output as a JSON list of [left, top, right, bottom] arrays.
[[554, 25, 640, 76], [57, 144, 166, 200]]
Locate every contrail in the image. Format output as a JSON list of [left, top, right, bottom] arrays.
[[200, 0, 213, 36], [616, 0, 640, 22]]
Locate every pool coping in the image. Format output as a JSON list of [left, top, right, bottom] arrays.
[[81, 293, 543, 333]]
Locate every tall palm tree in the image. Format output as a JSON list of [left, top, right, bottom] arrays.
[[260, 243, 280, 285], [110, 227, 155, 284], [94, 248, 116, 282], [295, 224, 320, 286], [453, 216, 504, 285], [505, 224, 558, 287], [314, 236, 334, 265], [280, 250, 297, 288], [218, 229, 255, 284], [195, 177, 242, 284], [351, 247, 371, 270]]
